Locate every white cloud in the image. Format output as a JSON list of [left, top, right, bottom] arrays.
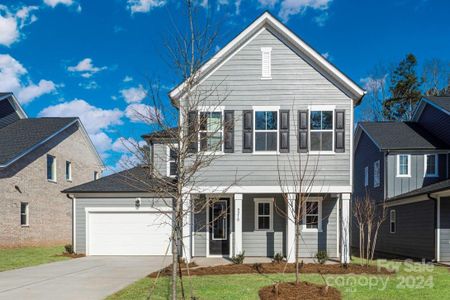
[[112, 137, 145, 153], [67, 58, 107, 78], [43, 0, 79, 9], [38, 99, 124, 155], [278, 0, 332, 22], [79, 80, 99, 90], [127, 0, 166, 14], [121, 84, 146, 103], [0, 54, 56, 104], [360, 75, 387, 92], [123, 75, 133, 82], [314, 11, 328, 26], [125, 103, 160, 123], [0, 5, 39, 47], [258, 0, 278, 8]]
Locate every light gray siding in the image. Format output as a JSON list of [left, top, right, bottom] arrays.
[[75, 197, 172, 254], [184, 28, 352, 188], [193, 202, 207, 257], [152, 143, 169, 177], [440, 197, 450, 261]]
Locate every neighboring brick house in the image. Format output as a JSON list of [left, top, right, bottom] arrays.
[[0, 93, 103, 247]]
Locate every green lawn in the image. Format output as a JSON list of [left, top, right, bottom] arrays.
[[0, 245, 71, 272], [107, 260, 450, 300]]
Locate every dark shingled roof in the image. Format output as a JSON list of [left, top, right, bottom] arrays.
[[142, 127, 178, 141], [0, 92, 12, 98], [0, 118, 78, 166], [359, 121, 448, 150], [63, 166, 174, 193], [388, 179, 450, 201], [424, 96, 450, 113]]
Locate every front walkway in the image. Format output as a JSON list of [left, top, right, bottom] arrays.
[[0, 256, 168, 300]]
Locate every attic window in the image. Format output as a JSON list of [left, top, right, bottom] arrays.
[[261, 47, 272, 79]]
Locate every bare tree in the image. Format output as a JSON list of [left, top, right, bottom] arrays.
[[422, 58, 450, 96], [352, 192, 387, 266], [358, 64, 389, 122]]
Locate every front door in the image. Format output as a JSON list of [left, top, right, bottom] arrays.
[[209, 198, 230, 256]]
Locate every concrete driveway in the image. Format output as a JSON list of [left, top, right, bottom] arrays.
[[0, 256, 169, 300]]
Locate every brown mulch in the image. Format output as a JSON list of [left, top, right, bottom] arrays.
[[149, 261, 198, 278], [259, 282, 341, 300], [54, 253, 85, 258], [148, 262, 393, 278]]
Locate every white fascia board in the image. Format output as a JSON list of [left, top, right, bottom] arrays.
[[169, 12, 365, 103], [184, 185, 352, 194]]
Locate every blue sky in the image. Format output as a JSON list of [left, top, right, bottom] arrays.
[[1, 0, 449, 171]]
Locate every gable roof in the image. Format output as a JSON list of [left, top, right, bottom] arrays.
[[169, 11, 365, 105], [142, 127, 178, 142], [63, 166, 174, 193], [0, 93, 27, 119], [422, 96, 450, 114], [357, 121, 448, 151], [388, 179, 450, 202]]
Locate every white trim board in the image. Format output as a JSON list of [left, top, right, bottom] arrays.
[[186, 185, 352, 194]]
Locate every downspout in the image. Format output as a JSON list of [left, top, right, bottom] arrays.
[[66, 193, 76, 253]]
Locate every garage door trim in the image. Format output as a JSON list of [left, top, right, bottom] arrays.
[[85, 207, 173, 256]]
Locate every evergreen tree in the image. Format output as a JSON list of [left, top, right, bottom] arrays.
[[383, 54, 422, 120]]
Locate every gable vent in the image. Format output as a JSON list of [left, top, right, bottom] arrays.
[[261, 47, 272, 79]]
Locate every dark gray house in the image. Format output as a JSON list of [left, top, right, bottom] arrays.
[[353, 96, 450, 261]]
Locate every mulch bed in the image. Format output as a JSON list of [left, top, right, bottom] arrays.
[[149, 262, 393, 278], [259, 282, 341, 300], [149, 261, 198, 278], [54, 253, 85, 258]]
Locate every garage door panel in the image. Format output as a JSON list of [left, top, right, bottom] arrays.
[[88, 212, 171, 255]]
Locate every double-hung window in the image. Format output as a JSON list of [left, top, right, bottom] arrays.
[[310, 110, 333, 152], [390, 209, 396, 234], [167, 145, 178, 177], [47, 155, 56, 182], [65, 161, 72, 181], [424, 154, 438, 177], [374, 160, 380, 188], [20, 202, 29, 226], [254, 109, 278, 152], [397, 154, 410, 177], [303, 198, 322, 231], [254, 199, 273, 231], [199, 111, 223, 152]]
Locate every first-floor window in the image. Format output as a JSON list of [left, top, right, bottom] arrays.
[[424, 154, 438, 177], [303, 199, 322, 230], [254, 110, 278, 152], [20, 202, 29, 226], [390, 209, 396, 233], [47, 155, 56, 181], [167, 145, 178, 177], [374, 160, 380, 188], [199, 111, 222, 151], [254, 199, 273, 230], [310, 110, 333, 152], [65, 161, 72, 181]]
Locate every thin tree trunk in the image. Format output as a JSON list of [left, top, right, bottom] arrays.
[[295, 223, 300, 285]]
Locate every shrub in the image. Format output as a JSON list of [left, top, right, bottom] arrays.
[[273, 252, 284, 263], [231, 251, 245, 264], [64, 244, 74, 254], [315, 250, 328, 264]]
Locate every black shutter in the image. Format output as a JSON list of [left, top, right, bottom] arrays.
[[242, 110, 253, 153], [335, 110, 345, 153], [224, 110, 234, 153], [188, 111, 198, 153], [279, 110, 289, 153], [298, 110, 308, 153]]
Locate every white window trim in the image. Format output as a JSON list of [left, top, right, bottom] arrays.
[[254, 198, 274, 231], [396, 154, 411, 177], [374, 160, 380, 188], [302, 197, 323, 232], [47, 155, 57, 182], [211, 199, 228, 241], [424, 154, 438, 177], [364, 166, 369, 187], [197, 107, 225, 154], [253, 106, 280, 154], [21, 202, 29, 227], [261, 47, 272, 79], [166, 144, 178, 178], [65, 161, 72, 181], [308, 106, 335, 155], [390, 209, 396, 234]]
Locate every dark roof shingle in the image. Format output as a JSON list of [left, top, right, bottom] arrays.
[[423, 96, 450, 113], [142, 127, 177, 141], [0, 118, 77, 166], [360, 121, 448, 150], [388, 179, 450, 201]]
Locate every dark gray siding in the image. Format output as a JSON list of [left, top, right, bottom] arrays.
[[386, 153, 447, 198], [0, 112, 20, 129], [440, 197, 450, 261], [376, 200, 435, 260], [417, 103, 450, 146], [75, 197, 172, 254]]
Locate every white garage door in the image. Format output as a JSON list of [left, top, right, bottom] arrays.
[[88, 212, 171, 255]]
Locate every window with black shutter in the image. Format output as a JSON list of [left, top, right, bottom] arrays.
[[224, 110, 234, 153], [335, 110, 345, 153], [279, 110, 289, 153], [298, 110, 308, 152], [242, 110, 253, 153]]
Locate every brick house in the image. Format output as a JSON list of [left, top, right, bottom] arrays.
[[0, 93, 103, 247]]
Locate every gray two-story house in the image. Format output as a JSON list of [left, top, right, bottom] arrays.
[[64, 12, 365, 263], [353, 96, 450, 261]]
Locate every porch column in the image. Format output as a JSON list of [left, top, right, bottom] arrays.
[[341, 193, 351, 264], [182, 193, 192, 261], [234, 193, 243, 256], [286, 193, 296, 263]]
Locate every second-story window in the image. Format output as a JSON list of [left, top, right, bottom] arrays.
[[424, 154, 438, 177], [364, 166, 368, 187], [374, 160, 380, 188], [47, 155, 56, 182], [199, 112, 222, 152], [397, 154, 410, 177], [254, 110, 278, 152], [167, 145, 178, 177], [310, 110, 333, 152], [65, 161, 72, 181], [94, 171, 99, 180]]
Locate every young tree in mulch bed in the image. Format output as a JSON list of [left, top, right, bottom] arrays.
[[259, 281, 341, 300]]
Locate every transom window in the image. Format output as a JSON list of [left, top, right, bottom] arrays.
[[167, 145, 178, 177], [254, 110, 278, 152], [199, 112, 222, 152], [65, 161, 72, 181], [424, 154, 438, 177], [20, 202, 29, 226], [47, 155, 56, 181], [254, 199, 273, 231], [397, 154, 410, 177], [303, 198, 322, 231], [310, 110, 333, 152]]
